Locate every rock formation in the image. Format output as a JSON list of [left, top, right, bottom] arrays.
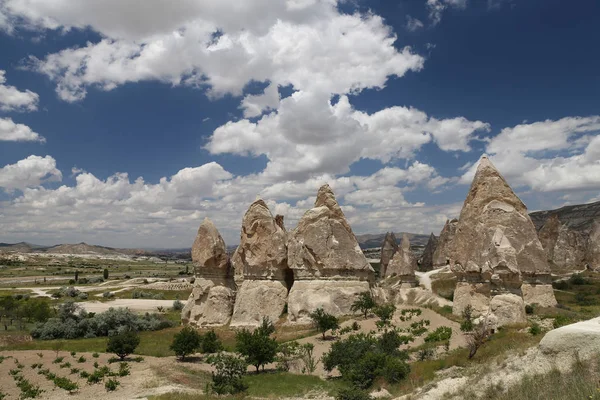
[[379, 232, 398, 278], [587, 220, 600, 270], [538, 214, 587, 270], [432, 219, 457, 267], [450, 156, 556, 325], [385, 233, 417, 287], [419, 233, 438, 271], [287, 184, 374, 323], [230, 199, 290, 327], [182, 218, 236, 326]]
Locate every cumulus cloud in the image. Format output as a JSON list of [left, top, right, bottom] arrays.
[[0, 70, 39, 112], [0, 117, 45, 142], [0, 155, 62, 192], [460, 116, 600, 192], [208, 92, 489, 181]]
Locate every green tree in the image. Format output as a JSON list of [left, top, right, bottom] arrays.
[[106, 331, 140, 360], [309, 307, 339, 339], [351, 292, 376, 319], [235, 318, 277, 372], [170, 326, 202, 360], [103, 269, 109, 280], [200, 329, 223, 354], [373, 303, 396, 330], [207, 353, 248, 395]]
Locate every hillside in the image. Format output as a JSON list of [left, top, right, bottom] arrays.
[[355, 232, 431, 249], [529, 200, 600, 232]]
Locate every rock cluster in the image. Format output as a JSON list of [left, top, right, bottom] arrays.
[[432, 219, 457, 267], [447, 157, 556, 325], [538, 214, 587, 270], [183, 184, 374, 327], [384, 233, 417, 287]]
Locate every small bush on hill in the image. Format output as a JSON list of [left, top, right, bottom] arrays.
[[170, 326, 202, 360], [351, 292, 376, 318], [309, 307, 339, 339], [107, 331, 140, 360], [236, 318, 277, 372], [200, 329, 223, 354], [207, 353, 248, 395]]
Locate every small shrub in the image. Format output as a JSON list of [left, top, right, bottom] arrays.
[[525, 304, 535, 314], [107, 331, 140, 360], [52, 357, 64, 364], [87, 370, 104, 384], [424, 326, 452, 343], [77, 356, 86, 363], [335, 387, 372, 400], [118, 362, 130, 377], [207, 353, 248, 395], [131, 356, 144, 363], [529, 323, 542, 336], [79, 371, 90, 379], [309, 308, 340, 339], [70, 351, 76, 357], [351, 292, 376, 318], [172, 299, 184, 311], [352, 321, 360, 331], [105, 378, 120, 391], [236, 318, 277, 372], [553, 315, 573, 329], [70, 368, 80, 374], [170, 326, 202, 360], [59, 361, 71, 368], [373, 304, 396, 330], [36, 353, 43, 359], [53, 376, 79, 393], [299, 343, 318, 374], [107, 357, 119, 364], [92, 352, 99, 358], [201, 330, 223, 354], [102, 291, 114, 298]]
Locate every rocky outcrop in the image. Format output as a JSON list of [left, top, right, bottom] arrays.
[[432, 219, 457, 267], [419, 233, 438, 271], [380, 232, 398, 278], [182, 218, 235, 327], [450, 157, 556, 324], [539, 317, 600, 360], [287, 184, 374, 323], [538, 214, 587, 270], [230, 199, 290, 327], [386, 233, 417, 287], [587, 220, 600, 270]]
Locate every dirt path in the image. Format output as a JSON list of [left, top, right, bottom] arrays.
[[415, 267, 447, 291]]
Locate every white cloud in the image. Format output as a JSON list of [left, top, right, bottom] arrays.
[[208, 93, 489, 181], [0, 117, 45, 142], [0, 70, 39, 112], [460, 116, 600, 192], [426, 0, 467, 25], [0, 155, 62, 192], [406, 15, 424, 32]]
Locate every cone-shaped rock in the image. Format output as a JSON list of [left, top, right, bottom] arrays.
[[287, 184, 373, 323], [538, 214, 587, 270], [385, 233, 417, 286], [182, 218, 235, 327], [451, 157, 556, 324], [432, 219, 457, 267], [419, 233, 438, 271], [380, 232, 398, 278], [230, 199, 289, 327]]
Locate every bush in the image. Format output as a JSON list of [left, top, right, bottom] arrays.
[[529, 323, 542, 335], [276, 341, 301, 372], [552, 280, 570, 290], [382, 356, 411, 383], [424, 326, 452, 343], [373, 304, 396, 330], [77, 356, 86, 363], [207, 353, 248, 395], [106, 331, 140, 360], [335, 387, 372, 400], [117, 362, 130, 377], [236, 318, 277, 372], [103, 269, 109, 280], [170, 326, 202, 360], [569, 274, 587, 285], [525, 304, 535, 315], [351, 292, 376, 318], [52, 376, 78, 393], [352, 321, 360, 331], [102, 291, 114, 298], [172, 299, 184, 311], [92, 353, 99, 358], [201, 329, 223, 354], [105, 378, 120, 391], [460, 304, 474, 332], [309, 308, 339, 339]]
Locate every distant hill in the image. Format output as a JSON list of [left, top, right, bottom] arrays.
[[355, 232, 431, 249], [529, 200, 600, 232], [44, 242, 124, 255], [0, 242, 48, 253]]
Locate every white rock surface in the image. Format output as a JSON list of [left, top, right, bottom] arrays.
[[230, 280, 288, 327], [181, 278, 235, 327], [489, 293, 526, 326], [539, 317, 600, 360]]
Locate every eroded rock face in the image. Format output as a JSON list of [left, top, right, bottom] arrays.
[[419, 233, 438, 271], [183, 218, 235, 327], [230, 280, 288, 327], [230, 199, 290, 327], [287, 184, 373, 280], [450, 157, 556, 323], [386, 233, 416, 287], [380, 232, 398, 278], [231, 199, 288, 281], [587, 220, 600, 270], [538, 214, 587, 270], [489, 293, 526, 326], [433, 219, 457, 267], [287, 280, 371, 323]]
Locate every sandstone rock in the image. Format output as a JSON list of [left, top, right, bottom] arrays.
[[419, 233, 438, 271], [230, 280, 288, 327], [231, 199, 288, 281], [539, 317, 600, 360], [452, 282, 491, 317], [287, 184, 373, 280], [587, 220, 600, 270], [433, 219, 457, 267], [521, 283, 557, 307], [489, 293, 526, 326], [380, 232, 399, 278], [182, 278, 235, 327], [386, 233, 416, 287], [287, 280, 371, 323], [191, 218, 231, 278], [538, 214, 587, 270]]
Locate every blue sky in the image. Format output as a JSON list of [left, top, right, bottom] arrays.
[[0, 0, 599, 248]]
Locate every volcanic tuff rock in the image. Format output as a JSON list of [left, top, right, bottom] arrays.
[[588, 220, 600, 270], [450, 157, 556, 322], [432, 219, 457, 267], [287, 184, 374, 323], [385, 233, 417, 287], [538, 214, 587, 270], [287, 184, 373, 280], [182, 218, 235, 327], [419, 233, 438, 271], [230, 199, 290, 327], [380, 232, 399, 278], [530, 200, 600, 232]]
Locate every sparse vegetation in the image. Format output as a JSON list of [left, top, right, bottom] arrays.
[[107, 330, 141, 360], [207, 353, 248, 395], [309, 307, 340, 339], [351, 292, 376, 318], [170, 326, 202, 360], [235, 318, 277, 372]]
